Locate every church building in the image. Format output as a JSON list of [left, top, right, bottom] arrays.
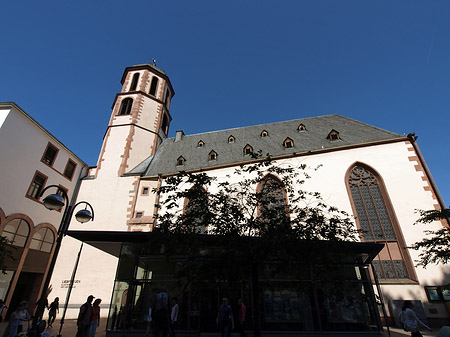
[[17, 63, 450, 335]]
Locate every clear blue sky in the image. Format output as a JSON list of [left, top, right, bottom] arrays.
[[1, 1, 449, 205]]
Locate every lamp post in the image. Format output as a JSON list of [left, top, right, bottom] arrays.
[[31, 185, 94, 337]]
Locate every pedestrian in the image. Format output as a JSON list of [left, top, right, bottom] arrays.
[[89, 298, 102, 337], [3, 301, 30, 337], [169, 297, 178, 337], [0, 299, 7, 323], [153, 288, 169, 337], [77, 295, 94, 337], [399, 300, 432, 337], [48, 297, 59, 328], [16, 300, 30, 334], [216, 297, 234, 337], [237, 298, 247, 337]]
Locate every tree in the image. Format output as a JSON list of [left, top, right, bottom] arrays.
[[411, 208, 450, 267], [0, 236, 15, 274], [153, 154, 360, 335]]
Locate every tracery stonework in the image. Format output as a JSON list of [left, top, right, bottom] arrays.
[[348, 165, 409, 280]]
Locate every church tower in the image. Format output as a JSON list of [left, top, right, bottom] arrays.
[[96, 63, 174, 177]]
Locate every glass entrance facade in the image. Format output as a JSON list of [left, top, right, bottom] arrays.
[[106, 240, 382, 334]]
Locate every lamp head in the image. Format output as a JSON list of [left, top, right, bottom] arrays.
[[43, 194, 65, 211], [75, 209, 93, 223]]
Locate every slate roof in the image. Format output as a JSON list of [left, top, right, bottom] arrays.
[[127, 115, 404, 177]]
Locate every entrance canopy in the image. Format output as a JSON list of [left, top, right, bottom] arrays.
[[66, 230, 149, 257], [67, 229, 383, 263]]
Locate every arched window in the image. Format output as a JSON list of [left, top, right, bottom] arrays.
[[185, 187, 208, 234], [2, 218, 30, 247], [118, 98, 133, 115], [164, 90, 171, 109], [298, 124, 306, 132], [130, 73, 139, 91], [29, 227, 54, 253], [259, 175, 288, 224], [161, 114, 169, 135], [347, 164, 412, 280], [260, 130, 269, 137], [197, 140, 205, 148], [228, 135, 235, 143], [149, 76, 158, 96]]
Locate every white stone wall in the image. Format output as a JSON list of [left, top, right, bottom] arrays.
[[0, 105, 85, 230]]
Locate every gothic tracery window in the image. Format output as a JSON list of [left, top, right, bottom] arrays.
[[348, 165, 410, 280], [259, 175, 288, 224], [185, 187, 208, 234]]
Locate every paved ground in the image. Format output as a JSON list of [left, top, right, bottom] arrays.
[[0, 319, 106, 337], [0, 319, 444, 337]]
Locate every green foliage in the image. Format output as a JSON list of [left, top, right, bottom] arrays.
[[152, 156, 365, 336], [0, 236, 15, 274], [411, 208, 450, 267], [154, 156, 359, 279]]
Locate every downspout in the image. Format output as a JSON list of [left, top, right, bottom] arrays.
[[407, 133, 450, 225]]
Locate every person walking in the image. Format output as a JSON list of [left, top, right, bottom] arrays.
[[48, 297, 59, 328], [216, 297, 234, 337], [153, 288, 169, 337], [169, 297, 178, 337], [77, 295, 94, 337], [399, 300, 432, 337], [89, 298, 102, 337], [237, 299, 247, 337]]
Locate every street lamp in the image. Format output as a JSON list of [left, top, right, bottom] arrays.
[[31, 185, 94, 337]]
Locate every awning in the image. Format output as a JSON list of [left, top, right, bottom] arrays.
[[66, 230, 384, 263], [66, 230, 149, 257]]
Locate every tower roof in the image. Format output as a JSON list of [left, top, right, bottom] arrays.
[[127, 115, 406, 177]]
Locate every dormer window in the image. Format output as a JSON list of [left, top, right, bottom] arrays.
[[149, 76, 158, 96], [260, 130, 269, 137], [327, 130, 341, 141], [130, 73, 139, 91], [118, 98, 133, 115], [209, 151, 217, 161], [298, 124, 306, 132], [283, 137, 294, 149], [177, 156, 185, 166], [197, 140, 205, 148], [228, 135, 235, 143], [243, 144, 253, 156]]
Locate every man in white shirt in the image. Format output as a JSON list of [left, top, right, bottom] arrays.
[[169, 297, 179, 337]]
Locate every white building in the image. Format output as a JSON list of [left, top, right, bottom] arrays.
[[0, 102, 87, 318], [22, 63, 450, 334]]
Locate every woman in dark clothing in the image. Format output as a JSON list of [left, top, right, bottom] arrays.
[[48, 297, 59, 328]]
